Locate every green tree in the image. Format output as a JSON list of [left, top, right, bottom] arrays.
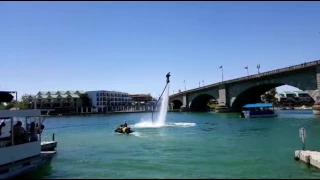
[[18, 94, 31, 109], [261, 88, 278, 104], [5, 101, 15, 110], [0, 103, 6, 110], [80, 93, 91, 107]]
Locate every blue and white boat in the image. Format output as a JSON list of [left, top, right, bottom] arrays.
[[241, 103, 278, 118]]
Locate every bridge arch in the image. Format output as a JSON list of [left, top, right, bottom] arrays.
[[172, 99, 183, 110], [231, 83, 316, 112], [189, 94, 218, 111]]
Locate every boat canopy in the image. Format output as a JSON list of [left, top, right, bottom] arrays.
[[0, 91, 14, 103], [243, 103, 273, 108]]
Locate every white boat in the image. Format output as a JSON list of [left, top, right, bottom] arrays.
[[241, 103, 278, 118], [0, 92, 56, 179]]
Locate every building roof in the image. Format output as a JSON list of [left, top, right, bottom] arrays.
[[283, 91, 295, 94], [77, 90, 86, 94], [129, 94, 152, 97], [60, 94, 68, 98], [69, 94, 80, 98], [38, 95, 49, 99], [243, 103, 273, 108], [293, 90, 308, 94], [35, 90, 86, 96], [49, 95, 59, 98], [48, 91, 57, 95]]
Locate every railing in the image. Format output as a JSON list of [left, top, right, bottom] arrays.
[[170, 60, 320, 98]]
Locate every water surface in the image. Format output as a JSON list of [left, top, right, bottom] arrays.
[[27, 110, 320, 178]]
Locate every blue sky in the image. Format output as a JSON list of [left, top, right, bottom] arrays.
[[1, 2, 320, 99]]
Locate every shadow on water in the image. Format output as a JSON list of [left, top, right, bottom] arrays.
[[15, 162, 53, 179]]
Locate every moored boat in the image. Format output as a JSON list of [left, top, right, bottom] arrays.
[[0, 91, 56, 179], [240, 103, 278, 118]]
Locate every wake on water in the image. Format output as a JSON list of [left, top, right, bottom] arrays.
[[132, 84, 196, 129]]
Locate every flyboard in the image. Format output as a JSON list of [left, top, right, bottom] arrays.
[[114, 72, 171, 134]]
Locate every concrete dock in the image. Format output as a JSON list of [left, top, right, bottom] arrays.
[[294, 150, 320, 169]]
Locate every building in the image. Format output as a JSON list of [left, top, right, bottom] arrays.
[[129, 94, 153, 103], [275, 91, 314, 106], [293, 91, 314, 105], [27, 90, 87, 114], [86, 90, 132, 112]]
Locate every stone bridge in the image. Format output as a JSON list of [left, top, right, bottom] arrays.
[[169, 60, 320, 112]]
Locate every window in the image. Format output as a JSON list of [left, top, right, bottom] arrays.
[[97, 93, 99, 96], [96, 102, 99, 106], [97, 98, 99, 101]]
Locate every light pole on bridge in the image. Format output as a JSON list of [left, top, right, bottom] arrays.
[[219, 65, 223, 82], [257, 64, 260, 74], [245, 66, 249, 76], [183, 80, 186, 91]]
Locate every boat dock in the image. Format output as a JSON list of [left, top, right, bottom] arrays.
[[294, 150, 320, 169]]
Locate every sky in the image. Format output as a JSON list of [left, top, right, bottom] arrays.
[[1, 2, 320, 99]]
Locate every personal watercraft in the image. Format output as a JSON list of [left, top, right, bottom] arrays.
[[114, 125, 134, 134]]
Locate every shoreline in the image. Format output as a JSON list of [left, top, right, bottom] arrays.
[[46, 110, 181, 117]]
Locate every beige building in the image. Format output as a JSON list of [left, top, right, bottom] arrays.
[[27, 90, 86, 109]]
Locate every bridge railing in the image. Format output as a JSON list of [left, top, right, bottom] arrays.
[[170, 60, 320, 98]]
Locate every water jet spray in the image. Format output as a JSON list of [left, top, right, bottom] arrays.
[[151, 72, 171, 123]]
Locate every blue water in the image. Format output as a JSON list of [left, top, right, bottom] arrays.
[[26, 110, 320, 178]]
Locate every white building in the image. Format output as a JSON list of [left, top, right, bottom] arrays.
[[86, 90, 132, 112]]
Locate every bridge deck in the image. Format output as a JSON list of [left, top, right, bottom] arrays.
[[170, 60, 320, 98]]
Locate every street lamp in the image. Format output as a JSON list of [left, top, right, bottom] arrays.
[[245, 66, 249, 76], [202, 80, 204, 86], [183, 80, 186, 91], [257, 64, 260, 74], [219, 66, 223, 82]]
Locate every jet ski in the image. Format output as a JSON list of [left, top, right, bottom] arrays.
[[114, 125, 134, 134]]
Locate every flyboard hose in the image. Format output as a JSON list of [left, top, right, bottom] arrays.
[[151, 72, 171, 123]]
